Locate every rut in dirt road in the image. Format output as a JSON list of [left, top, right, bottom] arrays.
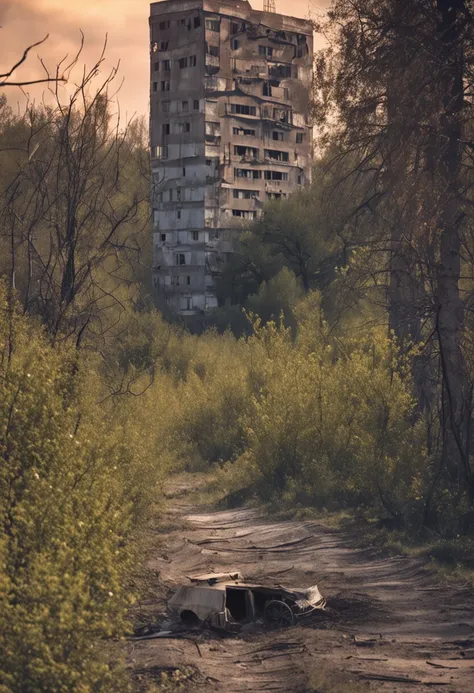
[[128, 493, 474, 692]]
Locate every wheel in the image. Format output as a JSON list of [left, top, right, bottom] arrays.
[[264, 599, 295, 627]]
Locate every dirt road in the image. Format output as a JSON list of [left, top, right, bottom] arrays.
[[128, 483, 474, 692]]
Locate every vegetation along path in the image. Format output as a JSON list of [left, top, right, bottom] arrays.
[[128, 481, 474, 692]]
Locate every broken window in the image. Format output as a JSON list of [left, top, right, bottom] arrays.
[[187, 275, 191, 285], [161, 233, 166, 241], [234, 145, 258, 158], [181, 100, 189, 112], [161, 80, 170, 92], [298, 174, 302, 184], [162, 123, 170, 136], [206, 19, 219, 31], [259, 45, 273, 58], [176, 253, 186, 266], [231, 22, 243, 34], [193, 99, 200, 110], [190, 55, 197, 67], [179, 57, 188, 69], [272, 131, 284, 141], [179, 122, 191, 133], [264, 149, 289, 162], [177, 189, 181, 201], [177, 210, 181, 219], [296, 132, 304, 143], [232, 39, 239, 50], [273, 108, 290, 123], [160, 41, 169, 51], [233, 127, 256, 137], [230, 103, 257, 116], [182, 167, 186, 176], [192, 231, 199, 241], [162, 59, 171, 71], [153, 82, 158, 92], [233, 189, 259, 199], [232, 209, 257, 219], [194, 16, 201, 28], [208, 45, 219, 57], [264, 170, 288, 181], [234, 168, 262, 179]]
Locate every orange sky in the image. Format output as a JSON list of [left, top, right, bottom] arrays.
[[1, 0, 329, 118]]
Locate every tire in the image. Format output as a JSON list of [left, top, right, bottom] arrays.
[[263, 599, 295, 627]]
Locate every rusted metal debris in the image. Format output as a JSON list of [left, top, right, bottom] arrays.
[[167, 571, 326, 632]]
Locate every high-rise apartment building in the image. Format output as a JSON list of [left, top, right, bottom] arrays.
[[149, 0, 313, 315]]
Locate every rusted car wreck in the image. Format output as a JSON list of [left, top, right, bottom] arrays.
[[168, 571, 325, 631]]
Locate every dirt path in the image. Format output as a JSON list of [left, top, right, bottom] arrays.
[[127, 482, 474, 692]]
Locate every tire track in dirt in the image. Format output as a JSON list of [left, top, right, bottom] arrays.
[[127, 487, 474, 692]]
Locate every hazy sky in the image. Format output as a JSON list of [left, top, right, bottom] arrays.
[[1, 0, 328, 118]]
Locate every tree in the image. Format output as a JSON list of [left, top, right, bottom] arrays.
[[316, 0, 474, 512]]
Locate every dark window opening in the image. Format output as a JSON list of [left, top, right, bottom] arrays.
[[231, 104, 256, 116], [182, 167, 186, 176], [194, 16, 201, 28], [206, 19, 220, 31], [162, 59, 170, 71], [265, 149, 289, 162], [153, 82, 157, 92], [232, 39, 239, 50], [159, 21, 170, 30], [161, 233, 166, 241], [193, 99, 200, 110], [226, 589, 248, 622], [177, 210, 181, 219], [192, 231, 199, 241], [162, 123, 170, 136], [190, 55, 197, 67], [259, 45, 273, 58], [177, 253, 186, 266], [208, 45, 219, 57], [161, 80, 170, 92], [153, 62, 159, 71], [296, 132, 304, 143], [160, 41, 169, 51], [187, 275, 191, 285], [179, 57, 188, 69], [233, 127, 256, 136]]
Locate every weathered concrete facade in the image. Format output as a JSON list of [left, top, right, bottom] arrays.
[[150, 0, 313, 315]]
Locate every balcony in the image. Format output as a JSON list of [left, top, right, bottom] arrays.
[[231, 59, 267, 79]]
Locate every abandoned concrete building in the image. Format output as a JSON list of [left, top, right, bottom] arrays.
[[150, 0, 313, 315]]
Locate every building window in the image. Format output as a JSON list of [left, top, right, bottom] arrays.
[[161, 80, 170, 92], [233, 189, 259, 199], [206, 18, 220, 31], [160, 41, 169, 51], [264, 149, 289, 162], [234, 168, 262, 179], [232, 209, 257, 219], [298, 175, 302, 184], [233, 127, 256, 136], [192, 231, 199, 241], [187, 276, 191, 286], [162, 59, 170, 71], [230, 103, 256, 116], [272, 131, 284, 141], [263, 82, 272, 96], [152, 144, 168, 159], [206, 159, 212, 166], [153, 62, 159, 71], [234, 145, 258, 158], [194, 16, 201, 28], [296, 133, 304, 143], [193, 99, 200, 110], [264, 170, 288, 181], [153, 82, 158, 92], [177, 210, 181, 219], [162, 101, 170, 113], [176, 253, 186, 265], [259, 45, 273, 58], [176, 189, 181, 201], [161, 233, 166, 242], [169, 190, 173, 202], [159, 20, 170, 30], [231, 22, 241, 34], [208, 45, 219, 57], [162, 123, 170, 136], [179, 57, 188, 68], [181, 100, 189, 112], [232, 39, 239, 50], [179, 122, 191, 133], [182, 167, 186, 176], [190, 55, 197, 67]]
